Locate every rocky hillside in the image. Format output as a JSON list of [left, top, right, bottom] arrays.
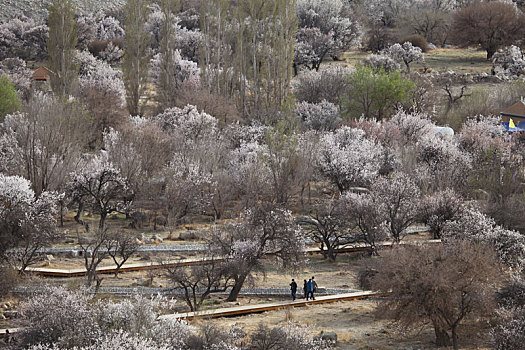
[[0, 0, 126, 22]]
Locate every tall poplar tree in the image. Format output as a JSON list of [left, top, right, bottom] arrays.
[[201, 0, 297, 119], [47, 0, 78, 97], [123, 0, 151, 116], [157, 0, 179, 108]]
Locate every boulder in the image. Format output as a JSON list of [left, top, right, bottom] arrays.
[[179, 231, 196, 240]]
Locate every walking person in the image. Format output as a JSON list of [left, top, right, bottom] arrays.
[[290, 279, 298, 301], [307, 278, 315, 300], [4, 329, 10, 344], [303, 279, 308, 299], [312, 276, 318, 294]]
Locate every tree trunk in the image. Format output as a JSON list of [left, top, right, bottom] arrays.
[[227, 274, 247, 302], [486, 47, 496, 60], [432, 320, 451, 347], [74, 201, 84, 224], [451, 326, 458, 350], [327, 245, 336, 262], [99, 212, 107, 230]]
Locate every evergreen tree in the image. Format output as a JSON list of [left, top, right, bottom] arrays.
[[123, 0, 151, 116], [47, 0, 78, 97]]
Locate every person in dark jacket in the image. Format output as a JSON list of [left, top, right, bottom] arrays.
[[290, 279, 298, 301], [303, 279, 308, 299]]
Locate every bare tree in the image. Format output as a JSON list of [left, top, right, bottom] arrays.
[[298, 198, 352, 261], [78, 228, 110, 288], [105, 231, 139, 277], [367, 241, 502, 349], [163, 257, 226, 311], [452, 2, 525, 59]]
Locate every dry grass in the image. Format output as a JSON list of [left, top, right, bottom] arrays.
[[342, 48, 492, 74]]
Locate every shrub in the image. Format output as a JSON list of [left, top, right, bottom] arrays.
[[344, 66, 414, 120], [0, 75, 21, 121], [401, 34, 429, 52]]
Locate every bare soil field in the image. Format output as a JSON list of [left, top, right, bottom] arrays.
[[210, 299, 491, 350]]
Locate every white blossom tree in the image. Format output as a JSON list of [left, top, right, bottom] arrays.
[[341, 192, 389, 255], [442, 206, 525, 270], [362, 53, 401, 72], [415, 134, 472, 193], [0, 57, 32, 99], [295, 100, 341, 131], [419, 189, 464, 239], [2, 93, 92, 197], [318, 126, 384, 193], [295, 0, 361, 71], [381, 42, 424, 73], [210, 204, 305, 301], [373, 172, 420, 242], [0, 174, 62, 272], [19, 286, 100, 348], [67, 154, 132, 230]]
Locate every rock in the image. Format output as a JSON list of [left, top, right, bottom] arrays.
[[5, 302, 12, 309], [480, 75, 501, 83], [428, 43, 437, 50], [314, 331, 338, 345], [0, 313, 5, 320], [3, 311, 17, 318], [235, 302, 241, 305], [45, 254, 55, 262], [135, 238, 144, 245], [179, 231, 196, 240], [443, 44, 452, 49]]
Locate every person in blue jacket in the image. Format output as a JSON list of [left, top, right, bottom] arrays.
[[306, 278, 315, 300]]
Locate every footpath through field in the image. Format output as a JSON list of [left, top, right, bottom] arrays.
[[161, 290, 387, 320], [26, 239, 441, 277]]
